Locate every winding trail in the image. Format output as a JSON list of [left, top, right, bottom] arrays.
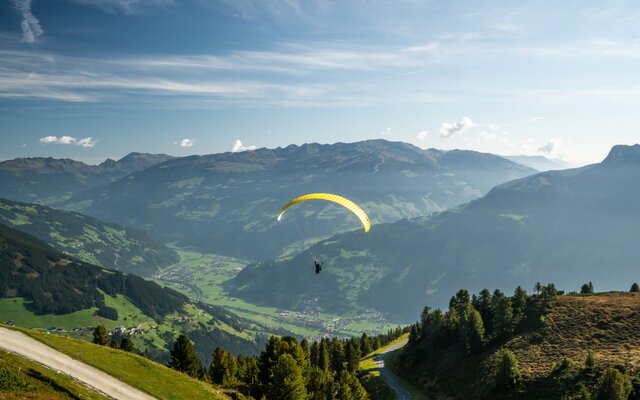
[[0, 327, 155, 400], [374, 338, 411, 400]]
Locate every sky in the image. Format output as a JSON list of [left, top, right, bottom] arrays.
[[2, 0, 640, 165]]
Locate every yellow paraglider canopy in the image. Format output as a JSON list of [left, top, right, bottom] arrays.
[[277, 193, 371, 233]]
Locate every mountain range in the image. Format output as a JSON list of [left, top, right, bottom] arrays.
[[228, 144, 640, 321], [0, 152, 174, 205], [60, 140, 536, 260]]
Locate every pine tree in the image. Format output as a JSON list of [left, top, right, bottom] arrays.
[[168, 334, 202, 378], [267, 354, 308, 400], [345, 338, 360, 373], [318, 339, 330, 371], [92, 326, 110, 346], [466, 307, 485, 353], [359, 332, 372, 357], [120, 337, 136, 353], [258, 336, 307, 385], [493, 295, 514, 338], [534, 282, 543, 295], [596, 368, 632, 400], [330, 338, 345, 373], [306, 366, 334, 400], [476, 288, 494, 334], [512, 286, 527, 318], [336, 370, 367, 400], [630, 283, 640, 293], [581, 282, 594, 294], [310, 341, 319, 368], [495, 349, 521, 390], [210, 347, 238, 384], [408, 324, 420, 347]]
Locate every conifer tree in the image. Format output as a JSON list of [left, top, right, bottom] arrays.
[[495, 349, 521, 390], [267, 354, 308, 400], [359, 332, 372, 357], [512, 286, 527, 318], [120, 337, 136, 353], [168, 334, 202, 378], [210, 347, 238, 384], [336, 370, 367, 400], [596, 368, 632, 400], [493, 294, 514, 338], [92, 326, 110, 346], [630, 283, 640, 293], [345, 338, 360, 373], [306, 366, 334, 400], [330, 338, 345, 373], [318, 339, 330, 371]]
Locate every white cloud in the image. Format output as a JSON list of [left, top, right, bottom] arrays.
[[439, 117, 474, 138], [231, 139, 256, 152], [58, 135, 76, 144], [39, 136, 58, 143], [20, 144, 27, 148], [380, 127, 392, 136], [416, 130, 428, 141], [178, 138, 194, 147], [10, 0, 43, 43], [76, 137, 97, 147], [39, 135, 96, 147], [530, 117, 545, 123]]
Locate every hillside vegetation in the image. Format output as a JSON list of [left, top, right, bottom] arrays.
[[230, 144, 640, 321], [8, 326, 233, 400], [0, 222, 263, 366], [0, 197, 178, 275], [397, 286, 640, 399], [62, 140, 534, 260]]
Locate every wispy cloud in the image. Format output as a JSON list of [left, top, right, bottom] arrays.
[[39, 135, 96, 147], [416, 130, 428, 141], [231, 139, 256, 152], [68, 0, 175, 15], [439, 117, 474, 138], [10, 0, 43, 43]]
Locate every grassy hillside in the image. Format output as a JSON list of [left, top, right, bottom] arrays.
[[5, 325, 234, 400], [396, 291, 640, 399], [230, 144, 640, 321], [0, 221, 262, 366], [0, 197, 178, 275], [63, 140, 535, 260], [0, 348, 109, 399]]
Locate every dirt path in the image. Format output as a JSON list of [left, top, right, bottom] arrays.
[[0, 327, 156, 400], [374, 338, 412, 400]]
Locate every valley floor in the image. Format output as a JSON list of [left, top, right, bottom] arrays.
[[153, 247, 400, 339]]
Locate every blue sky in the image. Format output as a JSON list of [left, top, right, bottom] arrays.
[[2, 0, 640, 164]]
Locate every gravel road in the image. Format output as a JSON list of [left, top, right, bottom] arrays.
[[375, 338, 412, 400], [0, 327, 156, 400]]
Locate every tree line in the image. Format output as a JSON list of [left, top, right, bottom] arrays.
[[400, 282, 640, 399], [166, 326, 408, 399]]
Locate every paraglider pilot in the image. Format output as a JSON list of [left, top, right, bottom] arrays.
[[314, 261, 323, 274]]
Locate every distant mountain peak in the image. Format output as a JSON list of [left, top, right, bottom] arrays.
[[602, 144, 640, 166]]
